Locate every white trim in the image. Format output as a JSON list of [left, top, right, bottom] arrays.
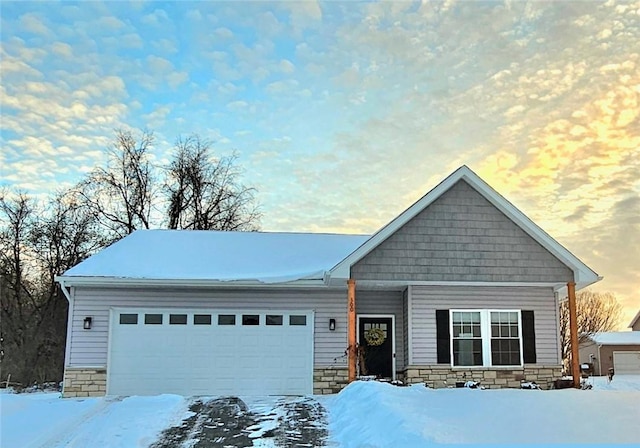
[[357, 314, 396, 380], [355, 280, 564, 289], [106, 308, 114, 395], [330, 166, 600, 289], [64, 365, 108, 369], [449, 309, 524, 368], [629, 310, 640, 329], [407, 286, 413, 366]]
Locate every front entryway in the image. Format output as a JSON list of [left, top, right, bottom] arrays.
[[358, 316, 394, 379]]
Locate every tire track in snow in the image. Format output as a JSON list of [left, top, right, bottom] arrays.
[[26, 397, 120, 448]]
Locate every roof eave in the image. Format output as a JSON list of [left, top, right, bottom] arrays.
[[54, 275, 329, 289]]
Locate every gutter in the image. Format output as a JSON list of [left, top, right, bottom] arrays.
[[54, 275, 337, 289]]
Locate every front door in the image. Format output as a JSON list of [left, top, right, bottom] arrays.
[[358, 316, 393, 379]]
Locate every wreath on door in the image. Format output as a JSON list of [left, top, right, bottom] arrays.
[[364, 328, 386, 346]]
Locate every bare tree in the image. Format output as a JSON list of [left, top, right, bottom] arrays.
[[0, 191, 40, 385], [0, 190, 106, 385], [165, 135, 260, 231], [76, 129, 155, 237], [559, 290, 623, 367]]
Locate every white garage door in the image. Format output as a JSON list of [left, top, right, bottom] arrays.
[[108, 309, 314, 396], [613, 351, 640, 374]]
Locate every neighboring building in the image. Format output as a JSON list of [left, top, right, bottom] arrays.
[[579, 332, 640, 376], [628, 311, 640, 331], [56, 166, 601, 397]]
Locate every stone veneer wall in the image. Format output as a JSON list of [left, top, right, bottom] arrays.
[[63, 368, 107, 397], [404, 366, 563, 390], [313, 367, 349, 394]]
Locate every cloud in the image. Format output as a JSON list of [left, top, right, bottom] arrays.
[[51, 42, 73, 58], [146, 55, 173, 73], [214, 27, 233, 39], [19, 13, 49, 35], [279, 59, 295, 73], [141, 9, 169, 26], [98, 16, 126, 30], [1, 0, 638, 325]]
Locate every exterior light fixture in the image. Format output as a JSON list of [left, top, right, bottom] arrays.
[[83, 317, 92, 330], [329, 318, 336, 331]]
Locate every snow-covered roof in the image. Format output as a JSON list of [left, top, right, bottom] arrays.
[[60, 230, 369, 285], [589, 332, 640, 345]]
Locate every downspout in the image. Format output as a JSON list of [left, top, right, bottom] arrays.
[[58, 279, 74, 395], [598, 344, 602, 377]]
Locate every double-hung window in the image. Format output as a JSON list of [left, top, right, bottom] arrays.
[[450, 310, 523, 367], [452, 311, 483, 366]]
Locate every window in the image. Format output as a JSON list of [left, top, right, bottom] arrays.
[[169, 314, 187, 325], [490, 311, 521, 366], [194, 314, 212, 325], [119, 313, 138, 324], [450, 310, 522, 367], [242, 314, 260, 325], [145, 314, 163, 325], [266, 315, 283, 326], [218, 314, 236, 325], [289, 315, 307, 326], [452, 311, 482, 366]]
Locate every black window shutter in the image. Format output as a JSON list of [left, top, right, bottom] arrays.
[[436, 309, 450, 364], [522, 310, 537, 364]]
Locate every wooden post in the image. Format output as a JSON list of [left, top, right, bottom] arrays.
[[567, 281, 580, 388], [347, 279, 357, 383]]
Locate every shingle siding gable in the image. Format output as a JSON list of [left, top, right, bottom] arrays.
[[351, 180, 574, 283]]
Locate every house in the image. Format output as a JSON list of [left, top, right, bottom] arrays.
[[56, 166, 601, 397], [629, 310, 640, 331], [579, 332, 640, 376]]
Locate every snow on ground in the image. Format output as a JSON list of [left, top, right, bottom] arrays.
[[326, 379, 640, 446], [589, 374, 640, 391], [2, 376, 640, 447], [0, 392, 188, 448]]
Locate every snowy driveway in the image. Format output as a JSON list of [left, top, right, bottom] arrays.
[[151, 395, 329, 448], [0, 392, 329, 448]]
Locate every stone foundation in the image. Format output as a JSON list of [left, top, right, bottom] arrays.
[[313, 367, 349, 394], [63, 368, 107, 397], [404, 365, 562, 390]]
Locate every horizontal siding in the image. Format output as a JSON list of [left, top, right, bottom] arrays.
[[69, 286, 348, 368], [352, 180, 574, 283], [409, 285, 560, 366], [356, 290, 405, 370]]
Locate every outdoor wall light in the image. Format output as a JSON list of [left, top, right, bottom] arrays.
[[83, 317, 92, 330], [329, 318, 336, 331]]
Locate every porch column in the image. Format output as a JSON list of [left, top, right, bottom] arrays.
[[348, 278, 357, 383], [567, 281, 580, 388]]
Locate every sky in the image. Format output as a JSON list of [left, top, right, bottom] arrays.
[[1, 1, 638, 327]]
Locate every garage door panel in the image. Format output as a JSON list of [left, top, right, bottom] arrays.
[[613, 351, 640, 374], [108, 309, 313, 396]]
